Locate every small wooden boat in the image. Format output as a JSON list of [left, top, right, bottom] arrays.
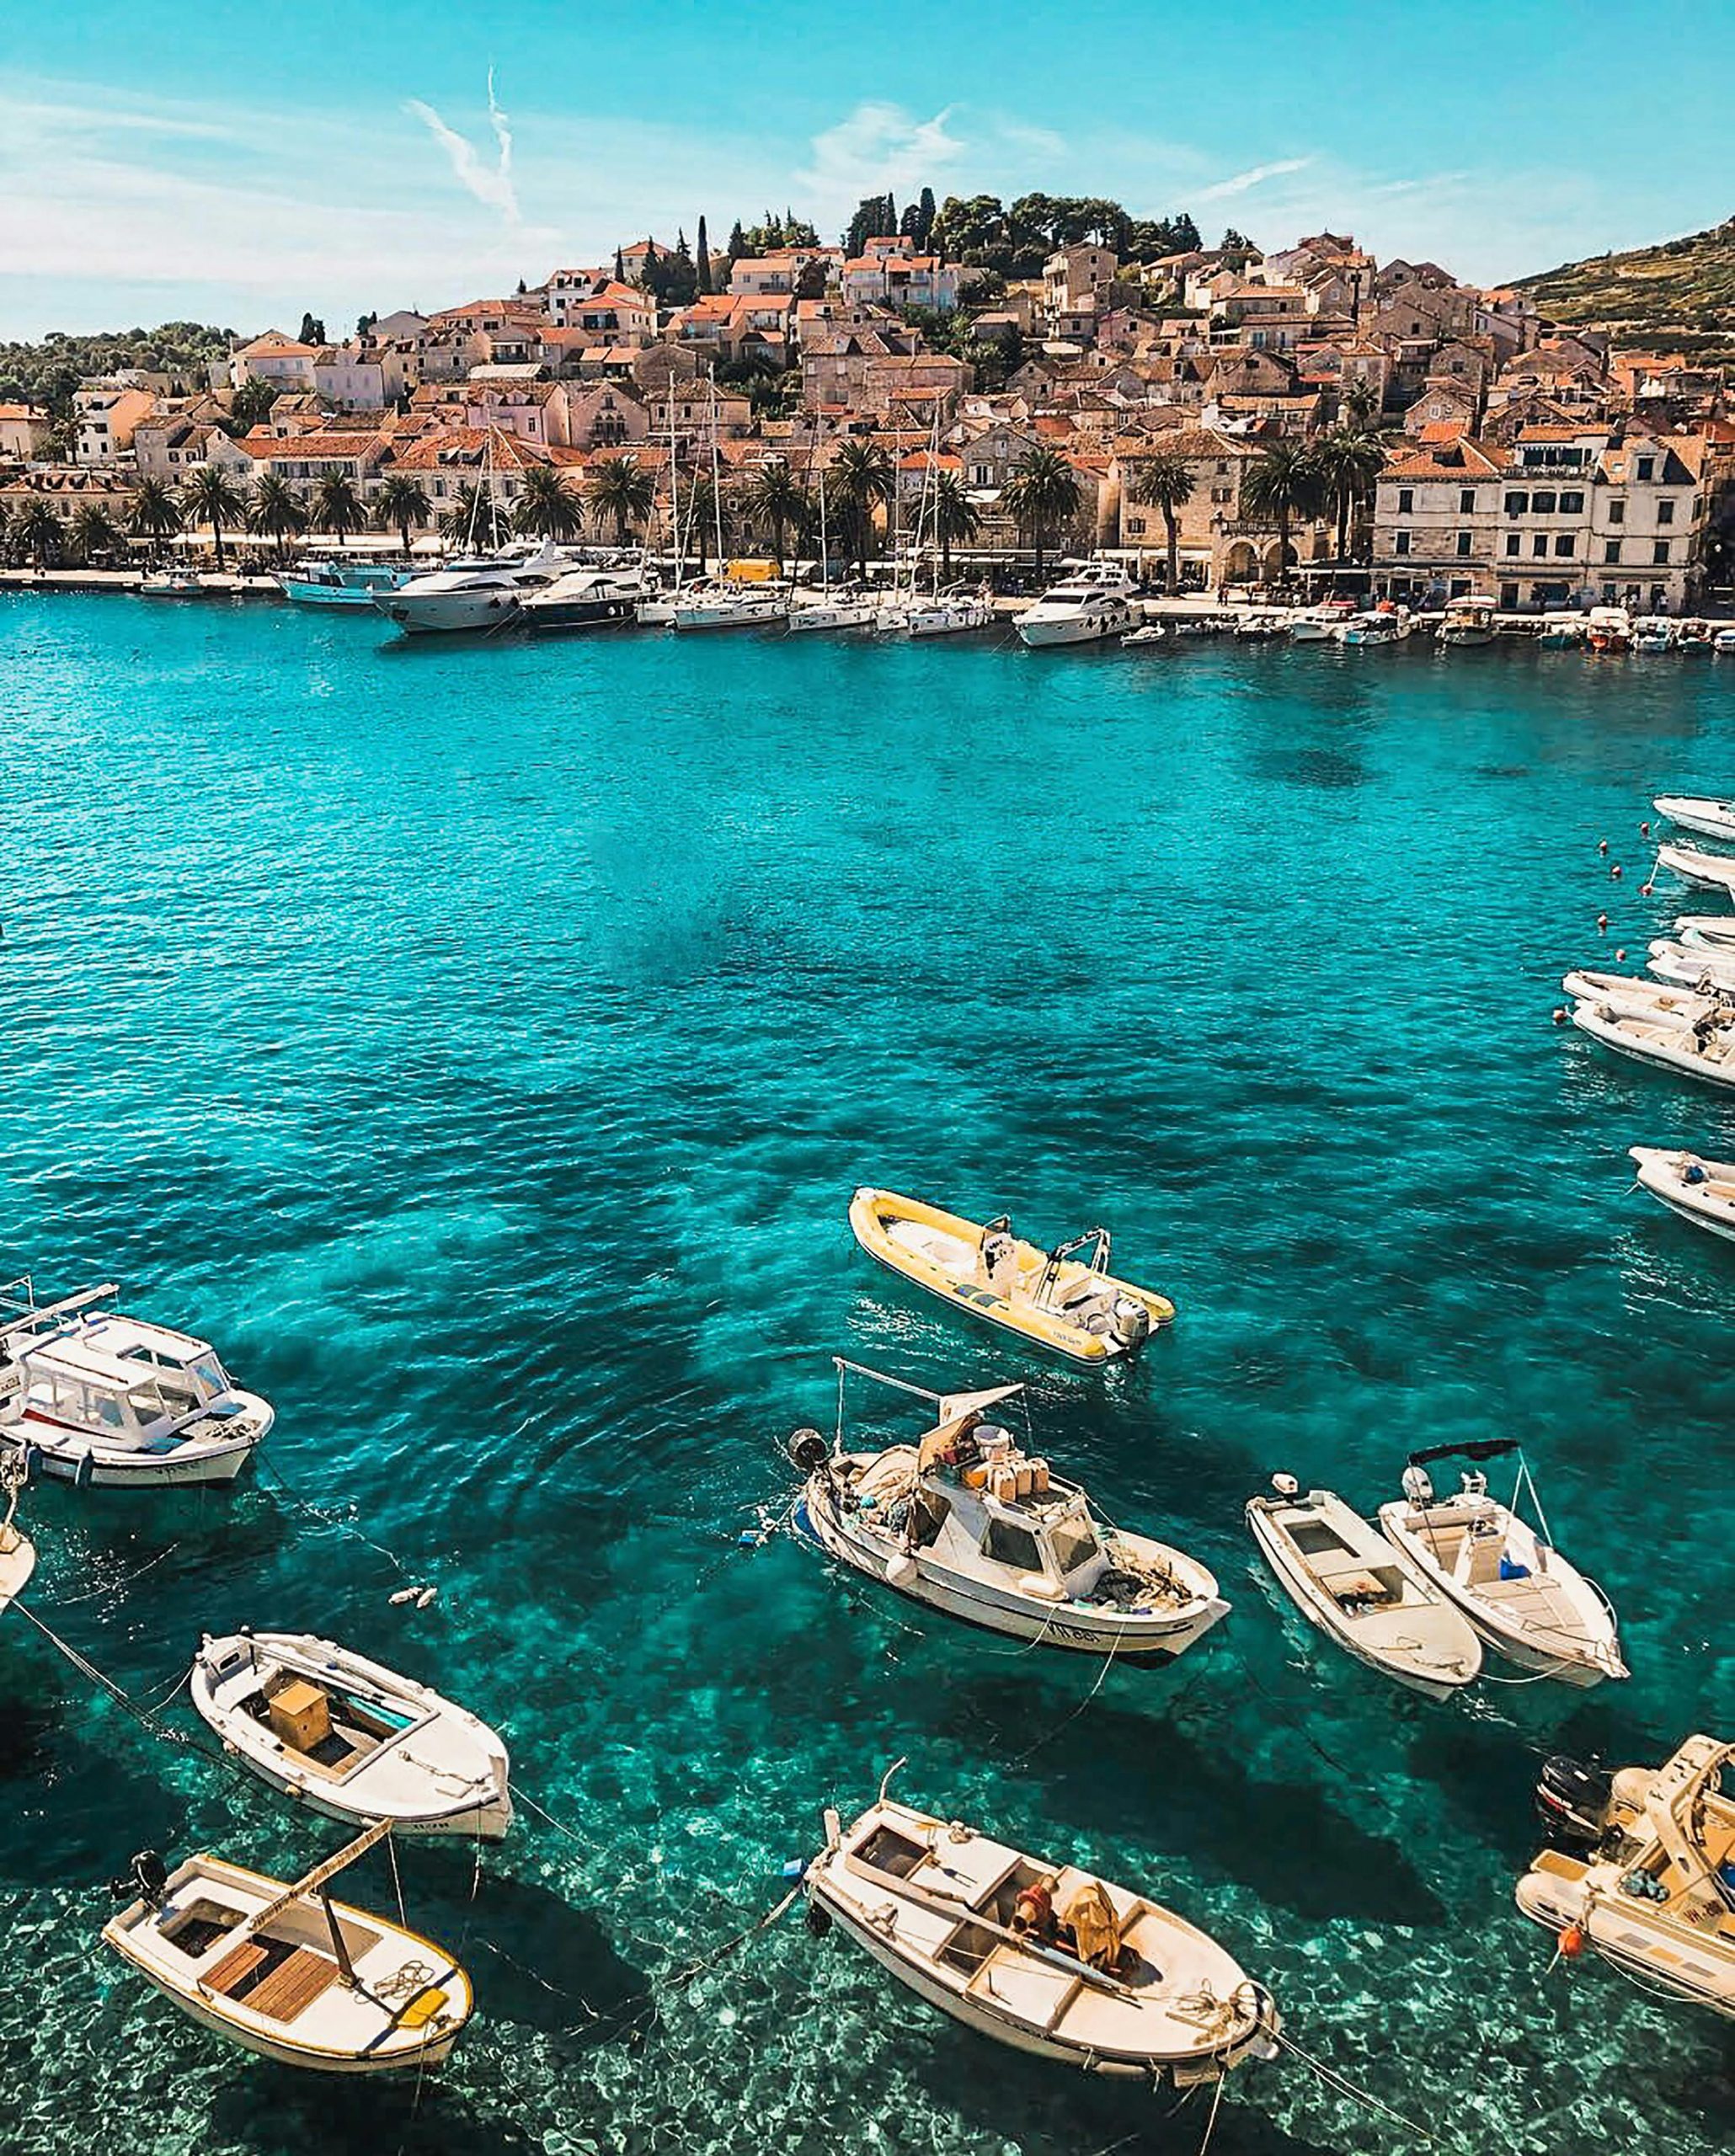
[[1571, 1001, 1735, 1091], [190, 1631, 512, 1839], [1562, 969, 1713, 1027], [1656, 841, 1735, 895], [103, 1822, 473, 2072], [849, 1187, 1173, 1365], [1647, 941, 1735, 995], [1655, 797, 1735, 846], [1376, 1442, 1624, 1687], [793, 1362, 1228, 1664], [0, 1461, 35, 1615], [1629, 1145, 1735, 1244], [1519, 1734, 1735, 2020], [804, 1767, 1281, 2084], [1245, 1480, 1481, 1700], [1672, 915, 1735, 957]]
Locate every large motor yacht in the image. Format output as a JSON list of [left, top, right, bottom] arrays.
[[1014, 562, 1139, 648], [518, 564, 650, 632], [373, 541, 571, 635]]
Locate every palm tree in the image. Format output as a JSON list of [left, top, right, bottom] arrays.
[[1240, 442, 1327, 586], [1341, 376, 1380, 432], [681, 471, 744, 574], [440, 482, 511, 549], [1128, 450, 1195, 595], [1311, 429, 1386, 565], [312, 471, 367, 547], [828, 440, 895, 576], [931, 471, 980, 579], [587, 454, 656, 547], [373, 472, 430, 557], [742, 457, 809, 572], [70, 502, 127, 567], [130, 476, 183, 560], [515, 463, 587, 544], [248, 473, 308, 563], [1001, 445, 1081, 578], [179, 465, 247, 574], [9, 499, 65, 568]]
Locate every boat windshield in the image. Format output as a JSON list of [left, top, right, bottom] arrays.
[[1049, 1516, 1100, 1576]]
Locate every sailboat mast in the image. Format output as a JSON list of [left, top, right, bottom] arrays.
[[709, 370, 724, 574], [667, 387, 681, 593], [819, 467, 830, 592]]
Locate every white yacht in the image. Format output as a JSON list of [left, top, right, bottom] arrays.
[[892, 590, 996, 638], [373, 542, 570, 636], [1288, 599, 1357, 641], [0, 1281, 272, 1488], [792, 1361, 1228, 1663], [787, 589, 880, 633], [1014, 563, 1138, 648], [518, 565, 649, 632], [671, 584, 790, 630], [1337, 606, 1413, 646], [278, 559, 410, 609], [1655, 796, 1735, 845]]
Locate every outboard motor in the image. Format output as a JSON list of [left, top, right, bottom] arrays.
[[1110, 1295, 1152, 1353], [787, 1428, 830, 1474], [1535, 1755, 1613, 1851], [1400, 1464, 1434, 1507], [109, 1849, 168, 1908]]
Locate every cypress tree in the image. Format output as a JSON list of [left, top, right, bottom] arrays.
[[697, 215, 713, 294], [614, 245, 626, 283]]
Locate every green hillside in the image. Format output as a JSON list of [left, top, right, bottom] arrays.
[[1517, 217, 1735, 354]]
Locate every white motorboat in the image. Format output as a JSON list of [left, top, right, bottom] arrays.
[[1337, 606, 1412, 646], [1587, 605, 1634, 654], [1439, 596, 1497, 647], [1674, 915, 1735, 956], [1519, 1734, 1735, 2020], [190, 1631, 513, 1839], [278, 559, 409, 609], [1233, 609, 1291, 639], [1289, 599, 1358, 642], [1632, 616, 1676, 654], [374, 541, 570, 635], [786, 590, 879, 633], [1014, 563, 1138, 648], [518, 565, 648, 632], [804, 1769, 1281, 2085], [139, 568, 211, 597], [0, 1460, 35, 1615], [1120, 622, 1168, 647], [103, 1823, 472, 2072], [1716, 628, 1735, 655], [1561, 969, 1718, 1027], [1246, 1477, 1481, 1699], [672, 584, 790, 630], [1655, 797, 1735, 846], [1537, 616, 1587, 649], [1647, 941, 1735, 994], [1677, 622, 1715, 653], [1656, 842, 1735, 896], [793, 1362, 1228, 1663], [1570, 1000, 1735, 1091], [0, 1282, 271, 1488], [1376, 1443, 1624, 1687], [1628, 1145, 1735, 1245]]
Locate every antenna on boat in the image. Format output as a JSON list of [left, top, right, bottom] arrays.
[[878, 1756, 907, 1805]]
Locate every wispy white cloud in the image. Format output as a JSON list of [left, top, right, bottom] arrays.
[[1197, 156, 1314, 203], [405, 68, 519, 223], [794, 102, 966, 225]]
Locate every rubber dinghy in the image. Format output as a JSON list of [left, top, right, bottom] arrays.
[[1655, 796, 1735, 845], [1376, 1442, 1625, 1687], [1647, 941, 1735, 995], [1629, 1145, 1735, 1244], [190, 1631, 513, 1839], [849, 1187, 1173, 1364], [1570, 1001, 1735, 1091], [1562, 969, 1721, 1026], [804, 1767, 1281, 2085], [1656, 841, 1735, 895], [103, 1822, 473, 2073], [1246, 1479, 1481, 1699], [1674, 916, 1735, 956]]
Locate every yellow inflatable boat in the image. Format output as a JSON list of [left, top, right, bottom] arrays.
[[848, 1187, 1174, 1364]]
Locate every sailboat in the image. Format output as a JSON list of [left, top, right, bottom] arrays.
[[672, 374, 787, 630], [638, 392, 690, 625], [881, 412, 992, 637], [103, 1820, 474, 2072], [787, 467, 876, 632]]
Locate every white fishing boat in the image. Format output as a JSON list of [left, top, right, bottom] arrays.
[[1289, 599, 1358, 642], [849, 1187, 1172, 1364], [804, 1766, 1281, 2084], [1655, 797, 1735, 846], [0, 1281, 271, 1488], [1519, 1734, 1735, 2020], [374, 541, 570, 635], [139, 568, 211, 597], [278, 558, 409, 608], [1647, 941, 1735, 994], [1376, 1443, 1624, 1687], [1628, 1145, 1735, 1244], [1246, 1477, 1481, 1699], [0, 1460, 35, 1615], [1014, 563, 1138, 648], [1439, 595, 1497, 647], [793, 1362, 1228, 1663], [103, 1822, 473, 2071], [1337, 605, 1412, 646], [1571, 1000, 1735, 1091], [1716, 628, 1735, 655], [1561, 969, 1716, 1027], [1656, 842, 1735, 896], [1674, 915, 1735, 955], [1632, 617, 1676, 654], [518, 565, 648, 632], [1537, 615, 1587, 649], [190, 1631, 512, 1838]]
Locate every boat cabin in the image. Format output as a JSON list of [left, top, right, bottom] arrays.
[[3, 1321, 234, 1453]]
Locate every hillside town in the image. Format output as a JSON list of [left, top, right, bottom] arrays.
[[3, 211, 1733, 612]]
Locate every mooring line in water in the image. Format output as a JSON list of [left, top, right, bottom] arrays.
[[254, 1457, 430, 1592], [44, 1538, 182, 1609], [1272, 2028, 1434, 2143], [12, 1602, 238, 1786], [509, 1779, 588, 1860]]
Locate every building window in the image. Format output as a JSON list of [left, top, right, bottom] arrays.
[[1505, 534, 1521, 557], [1653, 540, 1670, 565], [1554, 535, 1575, 558], [1397, 488, 1413, 514], [1636, 455, 1654, 481], [1505, 491, 1528, 515], [1658, 499, 1676, 526], [1608, 500, 1625, 525], [1455, 531, 1472, 557], [1459, 488, 1476, 513], [1532, 535, 1548, 557], [1604, 540, 1621, 564], [1559, 490, 1584, 513], [1394, 531, 1412, 556], [1532, 489, 1556, 514]]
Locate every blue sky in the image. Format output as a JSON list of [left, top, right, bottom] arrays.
[[1, 0, 1727, 338]]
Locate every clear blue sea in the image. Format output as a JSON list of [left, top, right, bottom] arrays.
[[3, 592, 1733, 2156]]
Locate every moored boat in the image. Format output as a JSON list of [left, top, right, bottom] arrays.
[[278, 558, 410, 608], [0, 1282, 271, 1488], [1674, 915, 1735, 955], [103, 1823, 473, 2071], [139, 568, 210, 597], [1337, 604, 1412, 646], [1655, 796, 1735, 846], [1439, 595, 1497, 647], [786, 590, 879, 633], [1647, 940, 1735, 994], [1120, 621, 1168, 647], [1246, 1477, 1481, 1699], [1518, 1734, 1735, 2020], [1586, 605, 1634, 654], [0, 1460, 35, 1615], [1561, 968, 1717, 1027], [1376, 1443, 1624, 1686], [848, 1187, 1172, 1364], [793, 1361, 1228, 1663], [1656, 841, 1735, 896], [1015, 562, 1138, 648], [1570, 1000, 1735, 1091], [1632, 616, 1675, 654], [671, 584, 790, 630], [894, 590, 996, 638], [375, 542, 571, 635], [190, 1631, 513, 1838], [517, 565, 649, 632], [804, 1768, 1281, 2084], [1628, 1145, 1735, 1245]]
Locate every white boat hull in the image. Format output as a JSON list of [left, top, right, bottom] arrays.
[[1016, 603, 1134, 648], [4, 1401, 270, 1487], [1656, 798, 1735, 845], [376, 591, 520, 634], [1657, 843, 1735, 895], [1571, 1003, 1735, 1091]]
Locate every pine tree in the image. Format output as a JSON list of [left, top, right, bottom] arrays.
[[727, 219, 748, 264], [697, 215, 713, 295]]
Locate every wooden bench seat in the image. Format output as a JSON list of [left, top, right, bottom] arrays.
[[203, 1940, 269, 1998], [245, 1945, 343, 2024]]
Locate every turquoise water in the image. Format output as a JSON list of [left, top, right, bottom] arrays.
[[3, 593, 1734, 2156]]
